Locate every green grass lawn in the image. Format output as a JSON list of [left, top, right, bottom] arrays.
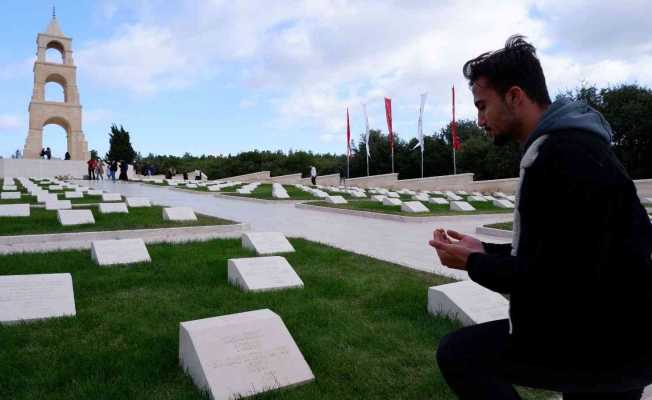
[[485, 222, 514, 231], [311, 199, 514, 217], [0, 205, 232, 236], [226, 184, 318, 200], [0, 238, 551, 400]]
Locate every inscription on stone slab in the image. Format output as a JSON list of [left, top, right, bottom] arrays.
[[1, 192, 21, 200], [0, 273, 76, 325], [228, 256, 304, 292], [87, 190, 103, 196], [428, 280, 509, 326], [126, 197, 151, 208], [57, 209, 95, 226], [242, 232, 295, 255], [99, 202, 129, 214], [0, 204, 30, 217], [162, 207, 197, 221], [102, 193, 122, 201], [179, 309, 314, 400], [91, 238, 151, 266]]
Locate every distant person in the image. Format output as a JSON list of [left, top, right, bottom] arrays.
[[40, 148, 46, 159], [339, 166, 345, 186], [310, 165, 317, 186], [64, 152, 71, 160], [118, 161, 128, 181], [109, 160, 118, 182], [431, 35, 652, 400], [87, 157, 96, 180], [45, 147, 52, 160], [183, 171, 188, 181], [96, 159, 105, 180]]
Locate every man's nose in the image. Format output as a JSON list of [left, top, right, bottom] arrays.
[[477, 112, 486, 128]]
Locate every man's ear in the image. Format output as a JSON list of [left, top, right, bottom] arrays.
[[505, 86, 524, 109]]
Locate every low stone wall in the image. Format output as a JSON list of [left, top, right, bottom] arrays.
[[0, 159, 86, 178], [299, 173, 341, 186], [345, 173, 399, 189], [470, 177, 519, 193], [393, 173, 474, 191], [222, 170, 271, 182], [269, 173, 303, 184]]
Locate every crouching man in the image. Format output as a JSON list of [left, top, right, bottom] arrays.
[[430, 35, 652, 399]]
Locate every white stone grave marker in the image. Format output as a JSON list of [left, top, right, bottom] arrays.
[[427, 280, 509, 326], [493, 199, 515, 209], [228, 256, 303, 292], [163, 207, 197, 221], [401, 201, 429, 213], [45, 200, 72, 210], [102, 193, 122, 202], [445, 191, 463, 201], [91, 238, 151, 266], [242, 232, 295, 255], [450, 201, 475, 212], [325, 195, 347, 205], [0, 273, 76, 325], [179, 309, 314, 400], [1, 192, 21, 200], [99, 202, 129, 214], [0, 204, 30, 217], [126, 197, 151, 208], [64, 191, 83, 199], [382, 197, 402, 206], [57, 209, 95, 226], [429, 197, 449, 205]]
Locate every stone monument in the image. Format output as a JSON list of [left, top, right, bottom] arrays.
[[23, 11, 89, 161]]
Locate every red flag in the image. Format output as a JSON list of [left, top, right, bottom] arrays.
[[346, 107, 351, 158], [384, 97, 393, 149], [452, 86, 461, 151]]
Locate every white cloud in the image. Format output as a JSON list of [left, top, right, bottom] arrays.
[[0, 114, 22, 131], [78, 0, 652, 144]]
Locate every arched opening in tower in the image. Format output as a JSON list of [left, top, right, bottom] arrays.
[[45, 81, 65, 102], [42, 123, 69, 160], [46, 41, 65, 63]]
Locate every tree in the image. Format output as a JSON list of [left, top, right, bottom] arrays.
[[562, 84, 652, 179], [90, 149, 99, 160], [105, 124, 137, 163]]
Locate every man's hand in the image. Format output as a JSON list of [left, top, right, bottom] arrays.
[[429, 229, 485, 270]]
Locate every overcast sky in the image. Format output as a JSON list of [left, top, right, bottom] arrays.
[[0, 0, 650, 159]]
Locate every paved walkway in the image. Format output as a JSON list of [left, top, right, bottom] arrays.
[[87, 181, 513, 280]]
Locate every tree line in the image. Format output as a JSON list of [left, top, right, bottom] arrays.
[[103, 84, 651, 181]]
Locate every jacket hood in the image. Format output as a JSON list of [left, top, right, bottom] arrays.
[[524, 98, 613, 151]]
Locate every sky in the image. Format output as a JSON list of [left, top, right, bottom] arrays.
[[0, 0, 651, 159]]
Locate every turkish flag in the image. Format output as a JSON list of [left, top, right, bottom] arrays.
[[385, 97, 393, 149]]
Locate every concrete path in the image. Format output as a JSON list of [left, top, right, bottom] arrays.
[[87, 181, 512, 280]]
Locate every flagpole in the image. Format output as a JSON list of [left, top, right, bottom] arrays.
[[366, 148, 370, 177], [453, 148, 457, 175], [421, 149, 424, 179], [391, 146, 394, 174]]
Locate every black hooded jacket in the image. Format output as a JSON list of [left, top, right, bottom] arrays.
[[466, 99, 652, 368]]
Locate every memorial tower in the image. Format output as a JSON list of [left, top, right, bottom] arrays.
[[23, 9, 89, 160]]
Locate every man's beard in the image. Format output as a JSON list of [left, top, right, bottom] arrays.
[[493, 132, 513, 146]]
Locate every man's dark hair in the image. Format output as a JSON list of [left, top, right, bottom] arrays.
[[463, 35, 551, 107]]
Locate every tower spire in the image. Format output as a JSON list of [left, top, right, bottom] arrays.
[[53, 5, 56, 19]]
